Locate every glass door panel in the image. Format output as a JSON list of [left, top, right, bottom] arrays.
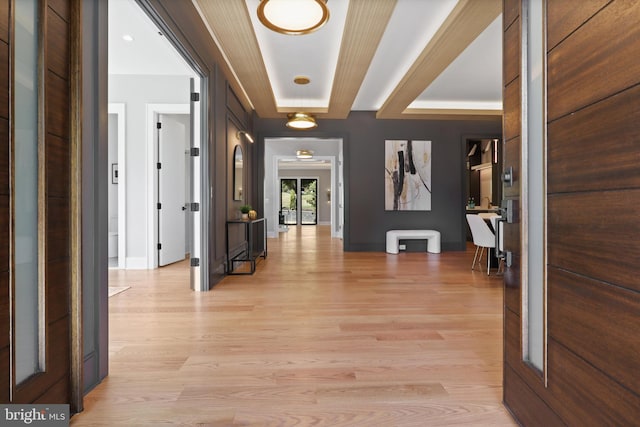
[[300, 179, 317, 225], [280, 179, 297, 225]]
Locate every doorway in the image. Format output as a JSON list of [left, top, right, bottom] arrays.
[[280, 178, 319, 225]]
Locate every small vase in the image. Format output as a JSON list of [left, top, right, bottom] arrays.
[[241, 213, 249, 220], [248, 210, 257, 220]]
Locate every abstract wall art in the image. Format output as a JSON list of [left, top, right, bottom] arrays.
[[385, 139, 432, 211]]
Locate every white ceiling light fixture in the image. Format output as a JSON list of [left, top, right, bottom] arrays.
[[296, 149, 314, 159], [257, 0, 330, 36], [122, 34, 134, 42]]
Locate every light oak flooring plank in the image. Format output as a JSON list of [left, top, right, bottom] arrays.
[[71, 225, 515, 426]]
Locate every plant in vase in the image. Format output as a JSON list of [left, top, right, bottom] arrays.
[[240, 204, 252, 220]]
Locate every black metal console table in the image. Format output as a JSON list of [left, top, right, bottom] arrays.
[[225, 218, 267, 275]]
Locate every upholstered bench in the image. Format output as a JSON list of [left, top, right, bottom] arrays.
[[386, 229, 441, 254]]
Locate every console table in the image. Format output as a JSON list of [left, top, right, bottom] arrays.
[[225, 218, 267, 275]]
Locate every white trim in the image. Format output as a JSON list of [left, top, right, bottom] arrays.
[[108, 103, 126, 269], [145, 104, 190, 269], [125, 257, 147, 270]]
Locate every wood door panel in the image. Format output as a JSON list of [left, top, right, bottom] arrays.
[[547, 0, 609, 51], [503, 17, 520, 87], [548, 190, 640, 293], [0, 272, 7, 349], [502, 138, 520, 198], [46, 7, 69, 79], [504, 308, 521, 370], [547, 0, 640, 121], [547, 338, 640, 426], [46, 197, 70, 262], [0, 1, 8, 44], [503, 78, 521, 142], [503, 0, 520, 31], [0, 41, 8, 120], [548, 84, 640, 194], [15, 316, 70, 403], [548, 268, 640, 393], [46, 260, 70, 324], [0, 346, 8, 402], [34, 376, 69, 404], [48, 0, 70, 22], [0, 117, 8, 194], [47, 134, 70, 198], [504, 365, 565, 427], [0, 195, 7, 271], [504, 254, 520, 315], [46, 71, 70, 139]]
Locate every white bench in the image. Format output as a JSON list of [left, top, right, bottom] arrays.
[[386, 230, 441, 254]]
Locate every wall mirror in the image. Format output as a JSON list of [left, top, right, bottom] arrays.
[[233, 145, 243, 201]]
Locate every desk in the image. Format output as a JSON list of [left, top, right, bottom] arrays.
[[225, 218, 267, 275]]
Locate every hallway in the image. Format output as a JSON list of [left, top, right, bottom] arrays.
[[72, 226, 515, 426]]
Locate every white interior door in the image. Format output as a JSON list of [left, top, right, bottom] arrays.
[[158, 113, 187, 266]]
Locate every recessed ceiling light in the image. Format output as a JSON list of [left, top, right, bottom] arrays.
[[122, 34, 134, 42]]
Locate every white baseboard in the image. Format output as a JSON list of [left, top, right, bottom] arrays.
[[126, 257, 148, 270], [267, 231, 278, 238], [317, 221, 331, 226]]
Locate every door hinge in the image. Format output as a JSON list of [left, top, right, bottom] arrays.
[[157, 122, 162, 129], [190, 203, 200, 212], [190, 147, 200, 157], [157, 243, 162, 250], [157, 203, 161, 209], [191, 92, 200, 102], [157, 162, 161, 169], [190, 258, 200, 267]]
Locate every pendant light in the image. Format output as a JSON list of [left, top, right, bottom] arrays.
[[286, 75, 318, 130]]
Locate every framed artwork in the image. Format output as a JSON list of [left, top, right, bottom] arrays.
[[385, 139, 431, 211], [111, 163, 118, 184]]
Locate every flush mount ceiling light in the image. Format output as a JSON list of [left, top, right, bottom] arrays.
[[286, 112, 317, 130], [258, 0, 330, 36], [122, 34, 134, 42], [296, 149, 314, 159]]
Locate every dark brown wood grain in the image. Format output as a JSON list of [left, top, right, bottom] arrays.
[[548, 268, 640, 393], [547, 0, 640, 121], [504, 365, 565, 427], [547, 0, 610, 51], [503, 17, 520, 87], [548, 190, 640, 293], [503, 253, 520, 314], [47, 7, 70, 79], [547, 338, 640, 426], [48, 0, 70, 22], [503, 0, 520, 31], [503, 78, 520, 142], [548, 84, 640, 194], [34, 376, 69, 404], [0, 1, 7, 44], [46, 197, 70, 262], [0, 347, 8, 402], [0, 118, 7, 195], [47, 134, 70, 198], [502, 137, 520, 199], [0, 195, 7, 272], [46, 71, 70, 139], [0, 41, 8, 120], [46, 260, 70, 324], [0, 272, 8, 349], [504, 308, 521, 370]]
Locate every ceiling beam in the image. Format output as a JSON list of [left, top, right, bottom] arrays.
[[325, 0, 397, 119], [193, 0, 279, 118], [376, 0, 502, 119]]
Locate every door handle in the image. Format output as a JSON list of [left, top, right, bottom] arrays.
[[182, 206, 187, 211]]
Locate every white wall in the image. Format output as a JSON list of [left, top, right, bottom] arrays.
[[107, 114, 118, 235], [108, 74, 191, 263]]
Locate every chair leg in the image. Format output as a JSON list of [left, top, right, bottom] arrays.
[[472, 245, 480, 270], [487, 248, 491, 276]]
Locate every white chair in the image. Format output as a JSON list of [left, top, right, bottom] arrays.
[[466, 214, 497, 275]]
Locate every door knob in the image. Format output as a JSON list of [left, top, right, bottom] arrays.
[[182, 206, 186, 211]]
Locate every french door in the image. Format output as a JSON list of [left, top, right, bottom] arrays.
[[280, 178, 317, 225]]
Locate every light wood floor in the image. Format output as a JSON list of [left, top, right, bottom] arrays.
[[71, 225, 516, 426]]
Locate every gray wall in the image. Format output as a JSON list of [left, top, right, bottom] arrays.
[[255, 112, 502, 251]]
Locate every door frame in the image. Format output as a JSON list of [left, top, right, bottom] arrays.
[[108, 103, 126, 269], [145, 104, 189, 269]]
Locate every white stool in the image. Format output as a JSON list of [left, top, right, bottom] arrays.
[[386, 230, 441, 254]]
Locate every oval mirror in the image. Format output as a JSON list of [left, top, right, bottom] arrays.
[[233, 145, 243, 201]]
